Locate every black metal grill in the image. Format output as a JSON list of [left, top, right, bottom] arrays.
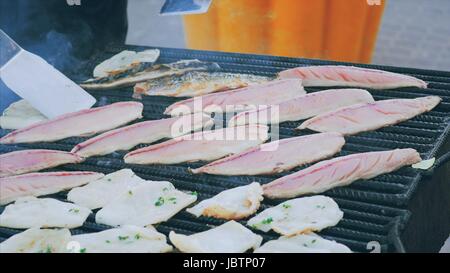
[[0, 46, 449, 253]]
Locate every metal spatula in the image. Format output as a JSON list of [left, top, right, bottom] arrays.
[[0, 29, 96, 119], [159, 0, 212, 15]]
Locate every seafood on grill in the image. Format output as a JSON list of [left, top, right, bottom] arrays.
[[0, 100, 47, 130], [124, 125, 269, 165], [298, 96, 441, 135], [263, 148, 421, 199], [0, 101, 143, 144], [93, 49, 160, 78], [0, 171, 104, 205], [67, 169, 146, 210], [191, 132, 345, 176], [95, 181, 197, 227], [186, 182, 264, 220], [80, 59, 220, 90], [0, 149, 84, 177], [71, 112, 213, 157], [0, 228, 71, 253], [254, 233, 352, 253], [72, 225, 172, 253], [229, 88, 374, 126], [247, 196, 343, 236], [0, 197, 91, 229], [133, 71, 269, 98], [169, 220, 263, 253], [164, 79, 304, 116], [278, 65, 427, 89]]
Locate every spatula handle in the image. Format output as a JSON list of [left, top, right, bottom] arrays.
[[0, 29, 21, 68]]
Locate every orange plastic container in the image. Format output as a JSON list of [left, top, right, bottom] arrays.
[[183, 0, 385, 63]]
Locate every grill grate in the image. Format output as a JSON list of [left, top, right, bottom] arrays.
[[0, 46, 449, 253]]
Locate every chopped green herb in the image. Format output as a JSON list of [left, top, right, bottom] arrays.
[[45, 245, 52, 253], [69, 208, 80, 213], [107, 178, 112, 182], [261, 217, 273, 225], [303, 243, 308, 247], [251, 224, 258, 229], [316, 205, 326, 209], [311, 239, 317, 244], [282, 204, 291, 209], [105, 240, 111, 244], [135, 234, 141, 240], [128, 190, 133, 196], [79, 248, 86, 253], [190, 191, 198, 196], [118, 236, 129, 241], [154, 196, 165, 206], [163, 187, 169, 192]]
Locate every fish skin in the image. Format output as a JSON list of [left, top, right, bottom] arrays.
[[278, 65, 427, 89], [133, 71, 269, 98], [229, 88, 374, 126], [298, 96, 441, 135], [0, 171, 104, 205], [71, 113, 213, 157], [0, 149, 84, 177], [0, 101, 143, 144], [81, 59, 220, 90], [164, 79, 304, 116], [191, 132, 345, 176], [124, 125, 269, 165], [263, 148, 421, 199]]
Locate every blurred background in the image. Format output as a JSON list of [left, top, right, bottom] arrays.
[[126, 0, 450, 71]]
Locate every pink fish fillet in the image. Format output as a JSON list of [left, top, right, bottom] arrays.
[[263, 148, 421, 199], [0, 149, 84, 177], [0, 101, 143, 144], [71, 113, 213, 157], [164, 79, 304, 116], [278, 65, 427, 89], [229, 88, 374, 126], [298, 96, 441, 135], [0, 171, 104, 205], [124, 125, 269, 165], [191, 132, 345, 176]]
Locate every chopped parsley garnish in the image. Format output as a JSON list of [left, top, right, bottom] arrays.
[[316, 205, 326, 209], [45, 245, 52, 253], [311, 239, 317, 244], [128, 190, 133, 196], [105, 240, 111, 244], [79, 248, 86, 253], [107, 178, 112, 182], [282, 204, 291, 209], [261, 217, 273, 225], [118, 235, 129, 241], [69, 208, 80, 213], [303, 243, 308, 247], [154, 196, 165, 206], [190, 191, 198, 196], [135, 234, 141, 240]]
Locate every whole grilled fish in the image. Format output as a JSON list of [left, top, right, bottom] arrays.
[[164, 79, 304, 116], [133, 71, 269, 98], [191, 132, 345, 176], [124, 125, 269, 165], [0, 101, 143, 144], [263, 148, 421, 199], [0, 171, 104, 205], [0, 149, 84, 177], [298, 96, 441, 135], [278, 65, 427, 89], [229, 88, 374, 126], [80, 59, 220, 90], [71, 113, 214, 157]]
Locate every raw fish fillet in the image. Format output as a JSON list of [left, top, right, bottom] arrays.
[[0, 101, 143, 144], [278, 65, 427, 89], [164, 79, 304, 116], [124, 125, 269, 165], [191, 132, 345, 176], [298, 96, 441, 135], [134, 71, 269, 98], [229, 88, 374, 126], [0, 171, 104, 205], [0, 149, 84, 177], [263, 149, 421, 199], [71, 113, 213, 157]]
